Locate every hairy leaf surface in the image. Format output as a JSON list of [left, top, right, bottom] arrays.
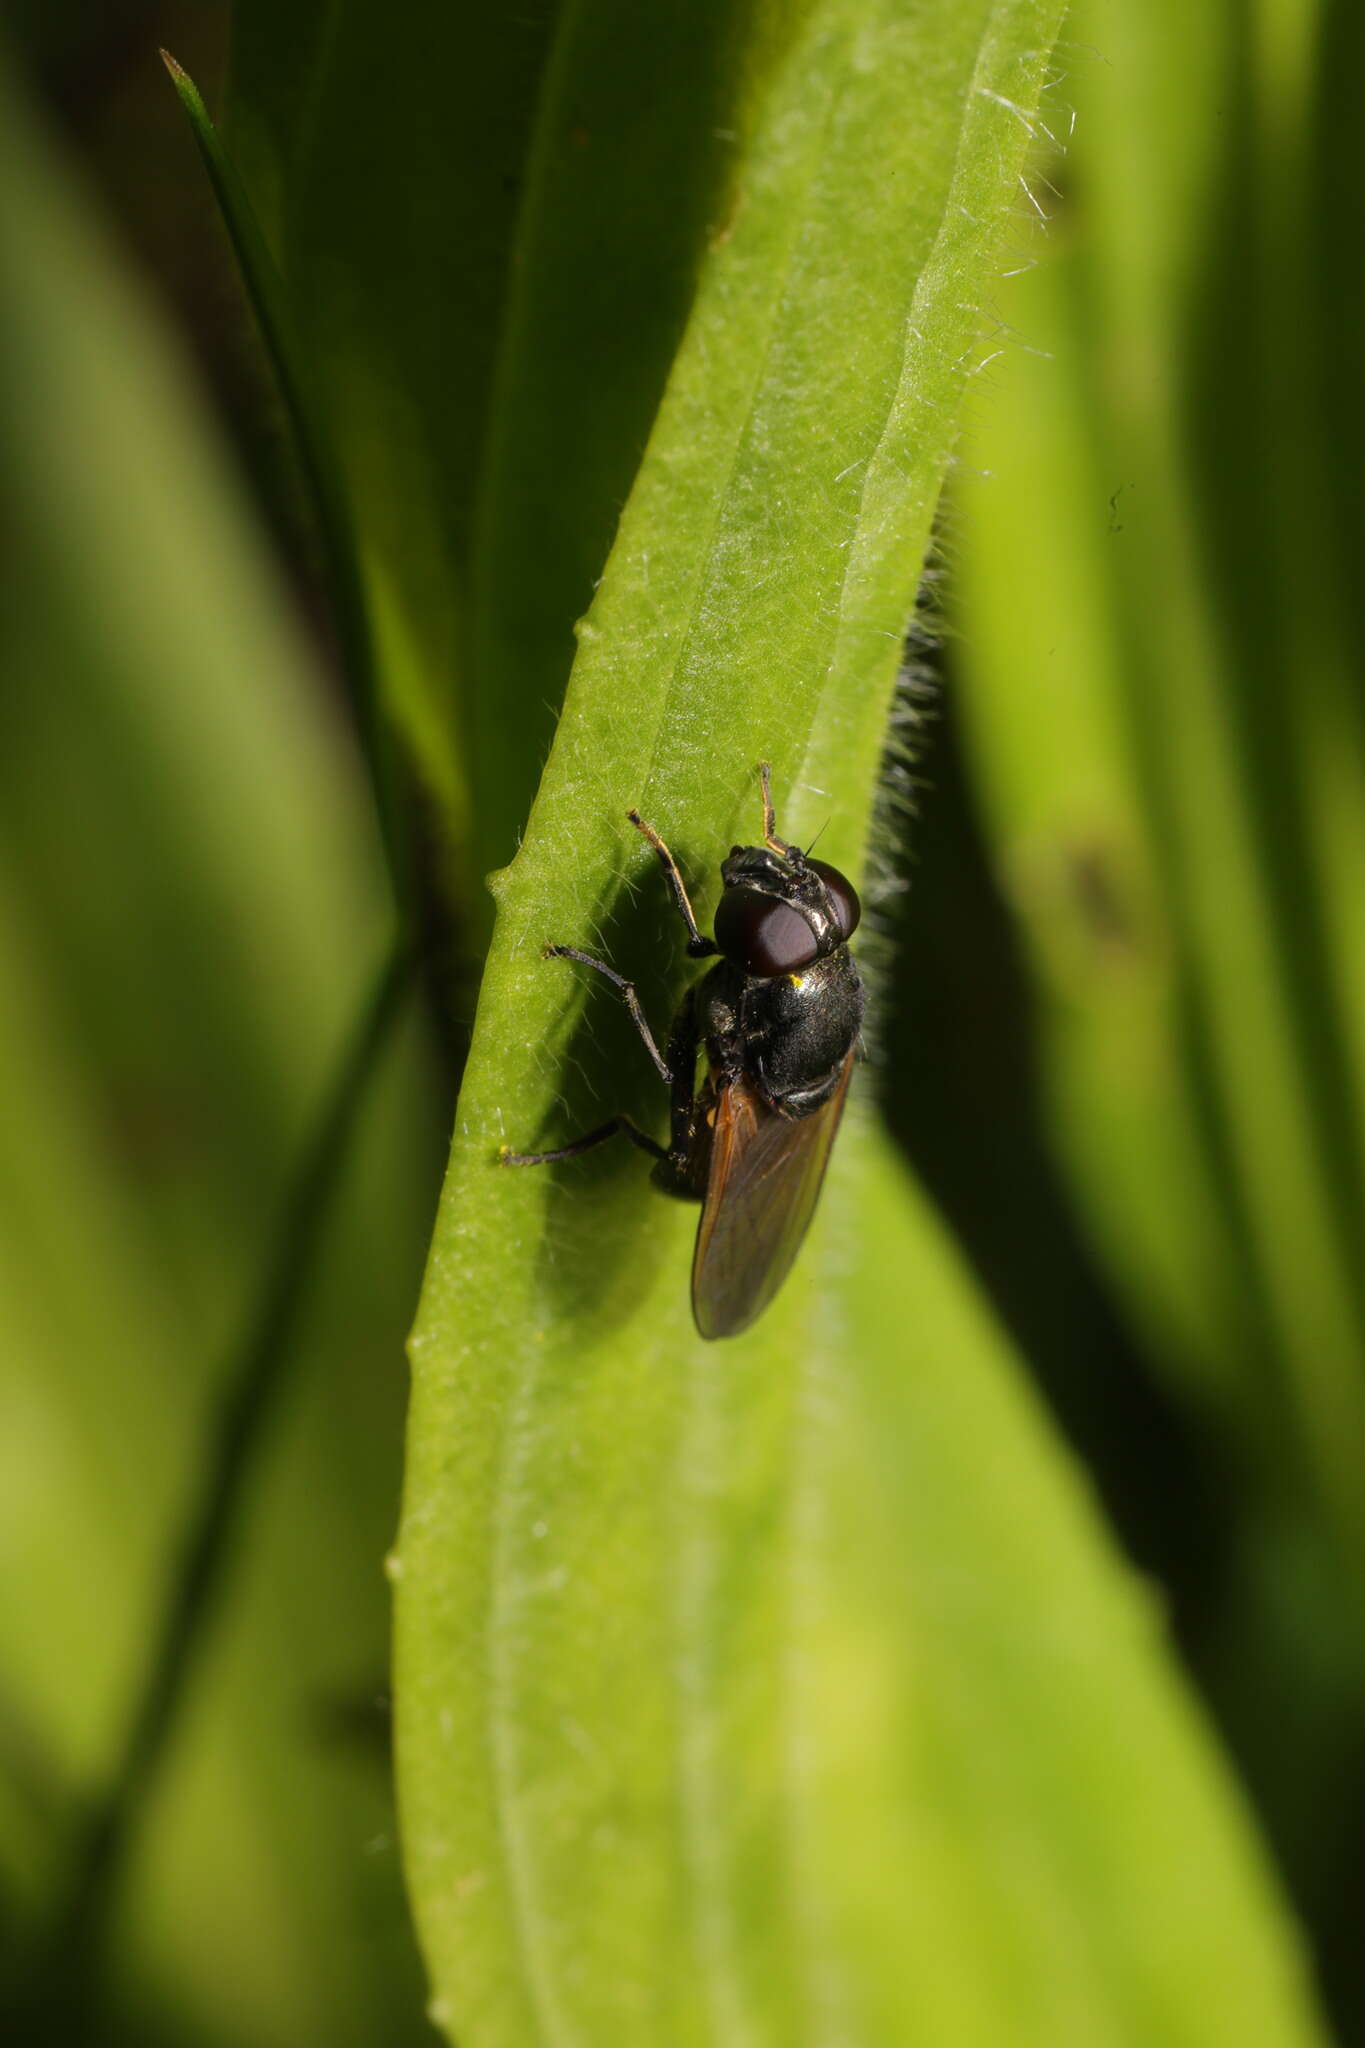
[[393, 5, 1326, 2041]]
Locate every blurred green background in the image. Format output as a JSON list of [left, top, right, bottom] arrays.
[[3, 1, 1364, 2042]]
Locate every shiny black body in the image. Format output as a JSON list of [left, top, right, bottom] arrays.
[[701, 944, 864, 1119], [655, 942, 863, 1205], [502, 765, 864, 1336]]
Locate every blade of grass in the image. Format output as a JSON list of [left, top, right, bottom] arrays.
[[21, 939, 411, 2025], [161, 51, 407, 900]]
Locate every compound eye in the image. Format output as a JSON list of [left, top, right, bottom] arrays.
[[714, 887, 820, 977], [808, 859, 861, 940]]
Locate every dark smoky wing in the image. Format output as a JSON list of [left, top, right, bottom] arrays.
[[691, 1055, 853, 1341]]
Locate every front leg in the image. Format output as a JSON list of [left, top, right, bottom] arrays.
[[627, 808, 718, 959]]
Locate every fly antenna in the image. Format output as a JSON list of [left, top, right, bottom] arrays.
[[758, 760, 796, 857], [758, 761, 778, 845]]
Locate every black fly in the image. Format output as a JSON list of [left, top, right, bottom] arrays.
[[501, 764, 864, 1339]]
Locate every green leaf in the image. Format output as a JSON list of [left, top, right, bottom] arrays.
[[0, 56, 433, 2042], [225, 0, 566, 854], [449, 0, 820, 881], [400, 1112, 1326, 2043], [394, 4, 1325, 2038], [225, 1, 813, 890], [950, 0, 1365, 1600]]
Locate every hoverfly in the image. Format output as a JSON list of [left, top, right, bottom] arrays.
[[502, 764, 864, 1339]]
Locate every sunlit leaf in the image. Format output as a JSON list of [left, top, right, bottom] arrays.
[[393, 4, 1326, 2039]]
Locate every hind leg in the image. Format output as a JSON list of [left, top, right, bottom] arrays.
[[500, 1115, 666, 1168]]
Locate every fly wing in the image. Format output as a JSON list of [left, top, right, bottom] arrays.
[[691, 1052, 854, 1341]]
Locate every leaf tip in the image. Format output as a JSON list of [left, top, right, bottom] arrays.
[[159, 48, 206, 122]]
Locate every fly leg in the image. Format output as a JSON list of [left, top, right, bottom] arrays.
[[541, 943, 671, 1083], [500, 941, 673, 1167], [499, 902, 714, 1187], [501, 1116, 666, 1168], [627, 807, 718, 959], [652, 984, 710, 1201]]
